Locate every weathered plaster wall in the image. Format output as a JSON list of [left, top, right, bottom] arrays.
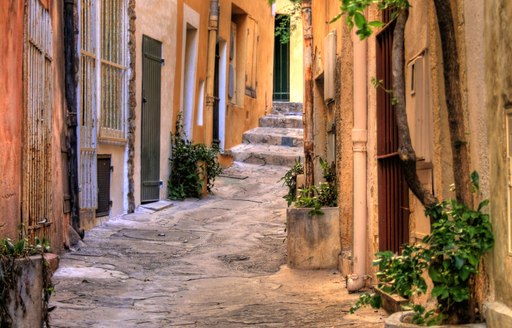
[[0, 1, 69, 252], [0, 2, 24, 239], [221, 0, 275, 151], [485, 0, 512, 322], [275, 0, 303, 103], [134, 0, 178, 207], [50, 0, 71, 252]]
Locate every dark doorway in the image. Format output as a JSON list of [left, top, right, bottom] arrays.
[[141, 35, 162, 203], [376, 17, 410, 253], [273, 14, 290, 101], [96, 155, 111, 217]]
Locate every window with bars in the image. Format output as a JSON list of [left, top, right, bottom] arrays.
[[99, 0, 127, 140], [22, 0, 53, 239]]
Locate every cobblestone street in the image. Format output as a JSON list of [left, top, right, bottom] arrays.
[[50, 163, 386, 327]]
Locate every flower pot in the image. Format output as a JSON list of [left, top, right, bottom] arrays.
[[385, 311, 486, 328], [286, 207, 340, 269], [5, 255, 45, 327]]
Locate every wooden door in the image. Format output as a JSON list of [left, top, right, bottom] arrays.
[[141, 36, 162, 203]]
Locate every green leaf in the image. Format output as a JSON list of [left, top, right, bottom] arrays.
[[454, 256, 465, 270], [431, 286, 449, 299], [353, 12, 366, 29], [428, 266, 443, 283], [329, 12, 343, 24], [367, 20, 384, 28]]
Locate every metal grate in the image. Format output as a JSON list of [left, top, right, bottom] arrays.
[[79, 0, 98, 211], [96, 155, 111, 216], [376, 19, 410, 253], [100, 0, 127, 140], [22, 0, 53, 240]]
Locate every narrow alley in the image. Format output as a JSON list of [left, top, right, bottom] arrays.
[[50, 162, 385, 327]]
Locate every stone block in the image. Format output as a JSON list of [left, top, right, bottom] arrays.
[[286, 207, 340, 269]]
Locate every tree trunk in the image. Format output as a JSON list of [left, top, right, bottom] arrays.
[[392, 9, 438, 210], [433, 0, 475, 322], [432, 0, 473, 209], [302, 0, 314, 189]]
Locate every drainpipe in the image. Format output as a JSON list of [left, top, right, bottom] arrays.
[[204, 0, 219, 146], [63, 0, 82, 235], [347, 26, 368, 292]]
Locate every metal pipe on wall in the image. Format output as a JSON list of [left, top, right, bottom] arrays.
[[204, 0, 219, 146], [347, 27, 368, 293]]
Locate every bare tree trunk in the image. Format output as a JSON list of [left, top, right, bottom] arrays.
[[392, 9, 438, 210], [302, 0, 314, 188], [433, 0, 475, 322], [432, 0, 473, 209]]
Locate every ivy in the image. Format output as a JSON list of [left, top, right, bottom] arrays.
[[168, 117, 223, 200]]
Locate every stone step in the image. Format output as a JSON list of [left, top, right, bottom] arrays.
[[272, 102, 303, 116], [227, 144, 304, 167], [243, 127, 303, 147], [259, 115, 303, 129]]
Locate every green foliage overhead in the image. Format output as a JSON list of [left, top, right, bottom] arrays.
[[331, 0, 409, 39], [168, 117, 223, 200]]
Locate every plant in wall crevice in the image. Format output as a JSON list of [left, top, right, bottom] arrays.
[[168, 116, 223, 200], [0, 236, 54, 327]]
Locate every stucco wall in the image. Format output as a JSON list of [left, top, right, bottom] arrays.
[[0, 2, 24, 239], [134, 0, 178, 208], [220, 0, 275, 151], [486, 0, 512, 316], [275, 0, 303, 103], [0, 1, 69, 252]]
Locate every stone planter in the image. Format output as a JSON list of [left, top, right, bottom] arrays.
[[385, 311, 486, 328], [286, 207, 340, 269], [5, 255, 45, 327], [374, 286, 408, 314]]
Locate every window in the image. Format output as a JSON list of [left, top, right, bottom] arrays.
[[245, 17, 258, 98], [22, 0, 53, 237], [99, 0, 127, 140]]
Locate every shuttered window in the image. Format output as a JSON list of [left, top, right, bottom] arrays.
[[245, 17, 258, 98], [79, 0, 98, 210], [99, 0, 127, 140], [22, 0, 53, 238]]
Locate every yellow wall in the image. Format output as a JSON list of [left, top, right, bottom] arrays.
[[486, 0, 512, 319], [276, 0, 303, 103], [134, 0, 179, 209]]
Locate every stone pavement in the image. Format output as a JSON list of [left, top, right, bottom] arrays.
[[50, 162, 387, 327]]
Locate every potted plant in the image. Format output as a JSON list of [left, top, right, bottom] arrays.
[[168, 115, 223, 200], [350, 173, 494, 326], [0, 236, 54, 327], [283, 158, 340, 269]]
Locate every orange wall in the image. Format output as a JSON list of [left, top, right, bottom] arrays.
[[0, 1, 24, 240], [0, 1, 69, 252]]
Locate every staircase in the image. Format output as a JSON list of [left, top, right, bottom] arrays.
[[228, 102, 304, 167]]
